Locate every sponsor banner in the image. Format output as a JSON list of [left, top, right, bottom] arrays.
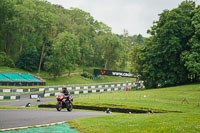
[[94, 69, 133, 78]]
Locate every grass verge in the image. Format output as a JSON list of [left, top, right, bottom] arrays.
[[68, 83, 200, 133]]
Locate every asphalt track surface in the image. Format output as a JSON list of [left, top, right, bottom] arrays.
[[0, 109, 108, 129], [0, 95, 109, 130], [0, 93, 56, 107], [0, 97, 56, 107]]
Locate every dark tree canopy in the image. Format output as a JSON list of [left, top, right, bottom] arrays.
[[131, 1, 200, 88], [0, 0, 138, 74]]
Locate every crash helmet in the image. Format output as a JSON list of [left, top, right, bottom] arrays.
[[62, 87, 68, 94]]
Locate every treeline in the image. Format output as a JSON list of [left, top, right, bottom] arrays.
[[1, 0, 198, 89], [0, 0, 144, 77], [131, 1, 200, 88]]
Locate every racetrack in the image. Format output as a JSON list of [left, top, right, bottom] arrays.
[[0, 95, 109, 130], [0, 97, 56, 107], [0, 109, 108, 130]]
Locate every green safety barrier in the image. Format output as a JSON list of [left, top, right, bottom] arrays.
[[1, 123, 79, 133]]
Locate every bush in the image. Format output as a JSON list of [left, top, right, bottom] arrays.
[[81, 72, 93, 79], [17, 45, 39, 72], [0, 52, 15, 68], [0, 52, 6, 66], [81, 72, 89, 78], [4, 57, 15, 68], [97, 75, 104, 80]]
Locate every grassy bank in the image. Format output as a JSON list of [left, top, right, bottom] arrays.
[[68, 84, 200, 133], [0, 66, 135, 88], [45, 75, 135, 86]]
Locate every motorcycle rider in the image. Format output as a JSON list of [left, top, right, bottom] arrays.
[[61, 87, 70, 101]]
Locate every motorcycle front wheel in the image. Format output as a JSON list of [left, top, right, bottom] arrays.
[[67, 103, 73, 112], [56, 102, 62, 111]]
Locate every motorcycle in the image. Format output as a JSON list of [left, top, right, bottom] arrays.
[[56, 93, 73, 112]]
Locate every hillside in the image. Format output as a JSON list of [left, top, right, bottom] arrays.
[[0, 66, 135, 87]]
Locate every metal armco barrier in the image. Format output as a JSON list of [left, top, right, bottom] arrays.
[[30, 87, 126, 99], [0, 95, 20, 100], [0, 81, 140, 93], [1, 81, 145, 99]]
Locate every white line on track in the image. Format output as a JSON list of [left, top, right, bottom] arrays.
[[0, 121, 67, 132]]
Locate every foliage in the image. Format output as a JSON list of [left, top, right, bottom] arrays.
[[17, 45, 39, 72], [4, 57, 15, 68], [0, 52, 6, 66], [0, 0, 138, 75], [181, 6, 200, 76], [130, 1, 199, 88], [132, 34, 145, 45], [130, 44, 143, 76], [44, 31, 80, 78], [81, 72, 93, 79], [0, 52, 15, 68], [0, 66, 135, 86]]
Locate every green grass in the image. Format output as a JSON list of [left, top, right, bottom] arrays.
[[68, 84, 200, 133], [45, 75, 135, 86], [0, 99, 16, 101], [0, 66, 135, 87]]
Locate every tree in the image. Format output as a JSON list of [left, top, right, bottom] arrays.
[[130, 44, 143, 76], [45, 31, 80, 78], [44, 54, 65, 79], [0, 0, 133, 74], [0, 52, 15, 67], [118, 30, 132, 71], [181, 5, 200, 80], [92, 21, 112, 67], [131, 1, 196, 88], [132, 34, 145, 45], [17, 45, 40, 72], [102, 33, 122, 70], [0, 0, 19, 57]]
